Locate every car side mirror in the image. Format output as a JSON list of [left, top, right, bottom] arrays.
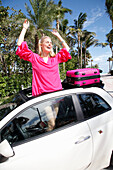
[[0, 139, 14, 158]]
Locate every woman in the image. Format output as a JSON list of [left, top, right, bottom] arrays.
[[16, 19, 72, 96]]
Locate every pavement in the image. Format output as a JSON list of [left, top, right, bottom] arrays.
[[100, 74, 113, 96]]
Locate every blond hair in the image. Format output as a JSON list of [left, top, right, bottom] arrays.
[[38, 36, 55, 57]]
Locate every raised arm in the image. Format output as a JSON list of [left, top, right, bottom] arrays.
[[17, 19, 29, 46], [51, 30, 70, 51]]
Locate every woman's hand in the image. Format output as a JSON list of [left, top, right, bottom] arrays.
[[51, 29, 70, 51], [17, 19, 29, 46], [51, 29, 61, 38], [23, 19, 29, 30]]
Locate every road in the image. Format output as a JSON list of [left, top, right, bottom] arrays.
[[101, 74, 113, 96]]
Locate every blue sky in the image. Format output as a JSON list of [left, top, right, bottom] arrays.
[[2, 0, 112, 73]]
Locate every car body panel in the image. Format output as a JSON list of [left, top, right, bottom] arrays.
[[0, 122, 92, 170], [0, 87, 113, 170], [87, 111, 113, 169]]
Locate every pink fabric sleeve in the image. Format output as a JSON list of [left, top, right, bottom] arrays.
[[16, 41, 34, 62], [56, 48, 72, 63]]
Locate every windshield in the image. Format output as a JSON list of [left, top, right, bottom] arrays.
[[0, 94, 25, 121]]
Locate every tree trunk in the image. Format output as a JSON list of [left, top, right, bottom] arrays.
[[84, 48, 86, 68], [35, 34, 39, 53], [110, 43, 113, 70], [91, 60, 93, 68], [77, 34, 80, 68], [63, 62, 65, 72], [0, 55, 7, 76], [109, 60, 110, 73], [56, 46, 58, 54], [56, 19, 66, 72], [80, 41, 82, 68], [56, 19, 60, 30]]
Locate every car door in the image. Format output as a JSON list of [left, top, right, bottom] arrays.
[[77, 92, 113, 169], [0, 94, 93, 170]]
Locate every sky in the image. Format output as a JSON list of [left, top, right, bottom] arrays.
[[1, 0, 112, 73]]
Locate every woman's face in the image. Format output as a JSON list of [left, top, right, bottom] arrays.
[[41, 37, 52, 54]]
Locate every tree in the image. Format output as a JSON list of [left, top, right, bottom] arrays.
[[91, 59, 93, 68], [25, 0, 57, 53], [55, 0, 72, 30], [69, 12, 87, 68], [0, 3, 32, 97], [105, 0, 113, 28], [107, 57, 113, 72], [106, 29, 113, 57], [82, 30, 98, 68], [106, 30, 113, 69], [59, 19, 69, 72], [59, 19, 69, 34], [105, 0, 113, 67], [95, 29, 113, 70], [0, 3, 27, 77], [53, 0, 72, 73]]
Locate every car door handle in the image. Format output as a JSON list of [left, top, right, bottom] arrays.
[[75, 136, 90, 144]]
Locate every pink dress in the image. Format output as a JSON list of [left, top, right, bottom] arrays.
[[16, 41, 72, 96]]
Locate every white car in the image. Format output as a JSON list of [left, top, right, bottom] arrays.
[[0, 87, 113, 170]]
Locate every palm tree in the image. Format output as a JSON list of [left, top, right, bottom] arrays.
[[59, 19, 69, 34], [106, 29, 113, 57], [105, 0, 113, 28], [25, 0, 57, 53], [54, 0, 72, 72], [106, 30, 113, 69], [54, 0, 72, 73], [82, 30, 98, 68], [91, 59, 93, 68], [105, 0, 113, 69], [69, 12, 87, 68], [59, 19, 69, 72], [55, 0, 72, 31], [76, 47, 92, 68], [107, 57, 113, 72], [96, 29, 113, 70]]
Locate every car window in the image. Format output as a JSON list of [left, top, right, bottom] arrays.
[[77, 93, 111, 119], [1, 95, 77, 145], [0, 95, 25, 121]]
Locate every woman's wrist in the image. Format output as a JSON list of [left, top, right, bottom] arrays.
[[58, 36, 64, 43], [23, 27, 27, 30], [61, 41, 65, 44]]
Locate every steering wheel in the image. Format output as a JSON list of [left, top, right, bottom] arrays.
[[14, 118, 28, 139]]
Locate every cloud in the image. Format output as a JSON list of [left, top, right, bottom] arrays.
[[93, 53, 110, 64], [92, 52, 111, 73], [84, 7, 103, 28], [99, 27, 106, 33]]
